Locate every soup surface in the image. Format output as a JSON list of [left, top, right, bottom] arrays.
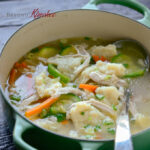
[[5, 37, 150, 140]]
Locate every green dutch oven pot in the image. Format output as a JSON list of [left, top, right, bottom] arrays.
[[1, 0, 150, 149]]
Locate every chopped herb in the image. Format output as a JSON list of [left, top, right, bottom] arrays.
[[40, 109, 48, 118], [104, 75, 112, 80], [80, 112, 85, 115], [31, 48, 39, 53], [73, 85, 77, 88], [107, 128, 115, 135], [10, 95, 21, 101], [84, 37, 91, 40], [84, 124, 90, 128], [59, 42, 65, 49], [55, 113, 66, 122], [103, 121, 114, 126], [94, 125, 101, 132], [123, 63, 129, 68], [95, 94, 105, 100], [112, 104, 117, 111], [90, 57, 95, 64]]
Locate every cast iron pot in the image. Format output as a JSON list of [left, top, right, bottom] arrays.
[[1, 0, 150, 149]]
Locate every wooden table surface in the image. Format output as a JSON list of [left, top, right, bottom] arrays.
[[0, 0, 150, 149]]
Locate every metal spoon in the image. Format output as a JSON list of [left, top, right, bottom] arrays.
[[114, 39, 149, 150], [114, 39, 149, 70], [115, 89, 133, 150]]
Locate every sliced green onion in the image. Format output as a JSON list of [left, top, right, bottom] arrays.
[[73, 84, 77, 88], [94, 125, 101, 132], [80, 112, 85, 115], [103, 121, 114, 126], [107, 128, 115, 135], [90, 57, 95, 64], [112, 104, 117, 111], [95, 94, 105, 100], [84, 124, 90, 129], [10, 95, 21, 101], [55, 113, 66, 122], [123, 63, 129, 68]]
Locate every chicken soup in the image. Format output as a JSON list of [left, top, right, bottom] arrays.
[[5, 37, 150, 140]]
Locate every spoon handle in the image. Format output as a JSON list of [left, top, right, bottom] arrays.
[[115, 114, 133, 150], [115, 89, 133, 150]]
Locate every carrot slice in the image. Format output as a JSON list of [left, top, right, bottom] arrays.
[[14, 62, 21, 68], [21, 62, 28, 68], [92, 55, 100, 62], [61, 120, 69, 125], [100, 56, 107, 62], [79, 84, 98, 92], [14, 61, 28, 69], [9, 68, 17, 85], [26, 74, 32, 78], [25, 97, 58, 117]]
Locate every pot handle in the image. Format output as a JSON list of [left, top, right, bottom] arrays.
[[13, 115, 37, 150], [82, 0, 150, 28]]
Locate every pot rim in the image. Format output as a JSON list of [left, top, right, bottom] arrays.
[[0, 9, 150, 143]]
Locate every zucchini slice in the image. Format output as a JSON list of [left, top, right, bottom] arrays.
[[60, 46, 77, 56], [48, 64, 70, 83], [111, 54, 145, 78], [123, 70, 145, 78], [38, 47, 58, 58], [49, 93, 81, 114]]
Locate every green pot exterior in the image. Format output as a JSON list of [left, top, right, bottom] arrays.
[[2, 0, 150, 150], [13, 114, 150, 150], [83, 0, 150, 28], [13, 115, 114, 150]]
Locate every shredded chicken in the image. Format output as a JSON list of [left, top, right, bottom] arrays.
[[73, 44, 90, 77], [39, 44, 90, 81], [89, 71, 127, 88], [48, 55, 83, 80], [19, 93, 39, 111], [75, 65, 97, 85], [87, 99, 117, 119], [53, 87, 86, 99], [7, 39, 148, 140]]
